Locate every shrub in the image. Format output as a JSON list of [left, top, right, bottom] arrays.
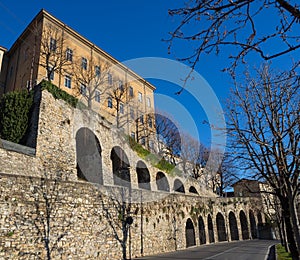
[[40, 80, 78, 108], [0, 90, 33, 143]]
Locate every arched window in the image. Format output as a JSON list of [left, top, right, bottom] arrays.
[[110, 146, 131, 188], [136, 161, 151, 190], [186, 218, 196, 248], [240, 210, 249, 240], [229, 211, 239, 241], [76, 127, 103, 184], [174, 179, 185, 193], [156, 172, 170, 192], [216, 212, 227, 242]]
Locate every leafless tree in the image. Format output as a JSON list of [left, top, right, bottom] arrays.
[[155, 112, 181, 164], [167, 0, 300, 75], [227, 64, 300, 258]]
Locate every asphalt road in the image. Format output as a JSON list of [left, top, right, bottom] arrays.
[[135, 240, 277, 260]]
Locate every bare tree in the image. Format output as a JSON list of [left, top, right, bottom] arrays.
[[155, 112, 181, 164], [227, 64, 300, 258], [167, 0, 300, 74]]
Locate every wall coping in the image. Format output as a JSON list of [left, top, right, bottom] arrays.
[[0, 139, 36, 156]]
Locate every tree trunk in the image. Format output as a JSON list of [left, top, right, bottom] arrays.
[[281, 197, 299, 259]]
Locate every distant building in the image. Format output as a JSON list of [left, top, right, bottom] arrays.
[[233, 179, 262, 198], [0, 9, 155, 149]]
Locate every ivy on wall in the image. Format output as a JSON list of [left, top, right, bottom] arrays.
[[0, 90, 33, 143], [40, 80, 78, 108]]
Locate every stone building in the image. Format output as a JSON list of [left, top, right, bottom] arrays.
[[0, 9, 156, 149]]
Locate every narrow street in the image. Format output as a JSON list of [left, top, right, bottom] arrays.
[[135, 240, 277, 260]]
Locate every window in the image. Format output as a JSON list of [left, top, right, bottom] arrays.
[[49, 69, 54, 81], [130, 108, 135, 119], [141, 136, 146, 145], [107, 97, 112, 108], [80, 83, 87, 96], [66, 48, 73, 62], [129, 86, 134, 97], [138, 92, 143, 102], [81, 57, 87, 70], [146, 97, 151, 107], [95, 90, 100, 103], [119, 103, 124, 114], [140, 114, 144, 124], [130, 132, 135, 140], [148, 116, 153, 128], [64, 75, 72, 88], [107, 73, 113, 85], [50, 38, 57, 52], [95, 66, 101, 77], [118, 80, 124, 91]]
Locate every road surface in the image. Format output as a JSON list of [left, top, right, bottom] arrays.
[[135, 240, 277, 260]]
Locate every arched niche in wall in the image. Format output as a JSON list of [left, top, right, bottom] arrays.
[[186, 218, 196, 248], [229, 211, 239, 241], [174, 179, 185, 193], [76, 127, 103, 184], [216, 212, 227, 242], [240, 210, 249, 240], [249, 210, 257, 239], [136, 160, 151, 190], [207, 214, 215, 243], [110, 146, 131, 188], [156, 172, 170, 192], [198, 215, 206, 245], [189, 186, 198, 194]]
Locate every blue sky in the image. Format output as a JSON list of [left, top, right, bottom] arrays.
[[0, 0, 243, 148]]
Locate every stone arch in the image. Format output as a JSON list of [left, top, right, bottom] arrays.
[[156, 172, 170, 192], [240, 210, 249, 240], [185, 218, 196, 248], [189, 186, 198, 194], [76, 127, 103, 184], [257, 212, 263, 224], [207, 214, 215, 243], [249, 210, 257, 239], [110, 146, 131, 188], [136, 161, 151, 190], [174, 179, 185, 193], [229, 211, 239, 241], [216, 212, 227, 242], [198, 216, 206, 245]]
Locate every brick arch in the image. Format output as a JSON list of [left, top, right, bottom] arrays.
[[216, 212, 227, 242], [174, 179, 185, 193], [185, 218, 196, 248], [240, 210, 249, 240], [156, 172, 170, 192], [228, 211, 239, 241], [110, 146, 131, 188], [76, 127, 103, 184], [136, 160, 151, 190]]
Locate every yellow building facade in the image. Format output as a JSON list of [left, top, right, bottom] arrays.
[[1, 9, 156, 149]]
